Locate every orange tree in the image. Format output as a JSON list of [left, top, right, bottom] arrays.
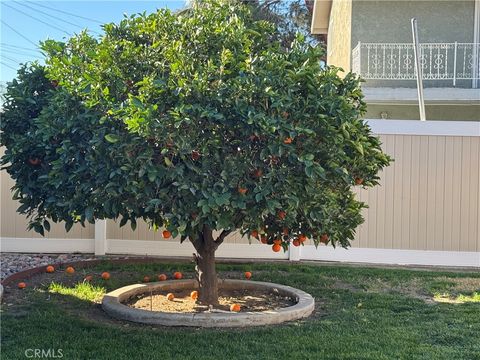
[[0, 0, 390, 305]]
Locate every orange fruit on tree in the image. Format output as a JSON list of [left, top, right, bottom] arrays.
[[158, 274, 167, 281], [65, 266, 75, 274], [244, 271, 252, 279], [191, 150, 201, 160], [253, 169, 263, 178], [298, 234, 307, 243], [320, 233, 329, 244], [238, 187, 248, 195], [282, 228, 289, 235], [84, 275, 93, 282], [167, 293, 175, 301], [143, 276, 151, 283], [292, 239, 300, 247], [273, 238, 282, 245], [18, 282, 27, 289], [230, 303, 241, 312], [355, 177, 363, 185], [283, 137, 293, 144], [173, 272, 183, 280], [260, 235, 268, 244], [46, 265, 55, 273], [101, 272, 111, 280], [250, 230, 259, 239], [190, 290, 198, 300], [272, 244, 282, 252], [162, 230, 171, 239], [277, 210, 286, 220]]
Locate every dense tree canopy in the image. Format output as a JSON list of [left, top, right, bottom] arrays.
[[1, 0, 390, 249], [2, 1, 391, 304]]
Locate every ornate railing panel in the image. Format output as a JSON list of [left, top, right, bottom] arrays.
[[352, 42, 480, 86]]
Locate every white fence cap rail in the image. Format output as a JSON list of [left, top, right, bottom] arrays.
[[366, 119, 480, 137]]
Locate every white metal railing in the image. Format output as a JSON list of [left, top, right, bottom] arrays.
[[352, 42, 480, 87]]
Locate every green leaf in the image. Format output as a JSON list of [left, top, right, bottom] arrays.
[[85, 207, 94, 222], [131, 97, 144, 109], [105, 134, 120, 143]]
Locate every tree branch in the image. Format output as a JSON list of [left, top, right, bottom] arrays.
[[214, 229, 231, 249]]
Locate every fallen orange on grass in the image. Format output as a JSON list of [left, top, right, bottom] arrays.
[[173, 272, 183, 280], [272, 244, 282, 252], [143, 276, 151, 283], [84, 275, 93, 282], [46, 265, 55, 273], [167, 293, 175, 301], [18, 282, 26, 289], [158, 274, 167, 281], [190, 291, 198, 300], [65, 266, 75, 274], [101, 272, 111, 280], [230, 304, 241, 312], [244, 271, 252, 280]]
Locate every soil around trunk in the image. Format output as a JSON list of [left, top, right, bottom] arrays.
[[125, 288, 296, 313]]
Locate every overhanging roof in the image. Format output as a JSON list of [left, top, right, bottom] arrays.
[[310, 0, 333, 34]]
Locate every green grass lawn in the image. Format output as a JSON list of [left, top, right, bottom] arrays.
[[1, 261, 479, 360]]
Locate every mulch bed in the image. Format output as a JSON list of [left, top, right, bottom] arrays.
[[125, 288, 296, 313]]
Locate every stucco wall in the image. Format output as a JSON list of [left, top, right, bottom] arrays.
[[326, 0, 352, 71], [365, 104, 480, 120], [351, 0, 476, 88]]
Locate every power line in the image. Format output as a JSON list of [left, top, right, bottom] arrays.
[[13, 1, 101, 36], [2, 48, 43, 59], [1, 43, 42, 54], [0, 20, 39, 48], [25, 1, 104, 25], [3, 2, 72, 35], [1, 61, 18, 71], [2, 54, 24, 64]]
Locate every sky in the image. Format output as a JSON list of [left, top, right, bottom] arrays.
[[0, 0, 185, 83]]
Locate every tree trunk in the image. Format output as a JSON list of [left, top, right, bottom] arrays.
[[192, 226, 219, 306], [195, 244, 219, 306]]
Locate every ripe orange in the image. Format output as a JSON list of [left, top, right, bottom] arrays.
[[292, 239, 300, 247], [18, 282, 27, 289], [190, 290, 198, 300], [283, 137, 293, 144], [173, 272, 182, 280], [162, 230, 171, 239], [65, 266, 75, 274], [320, 233, 329, 244], [46, 265, 55, 273], [253, 169, 263, 178], [260, 235, 268, 244], [230, 303, 241, 312], [245, 271, 252, 279], [277, 210, 286, 220], [101, 272, 111, 280], [298, 234, 307, 243], [273, 239, 282, 245], [191, 150, 201, 160], [158, 274, 167, 281], [251, 230, 259, 239], [167, 293, 175, 301], [28, 157, 41, 166], [143, 276, 151, 283], [282, 228, 289, 235], [84, 275, 93, 282], [238, 187, 248, 195], [355, 177, 364, 185], [272, 244, 282, 252]]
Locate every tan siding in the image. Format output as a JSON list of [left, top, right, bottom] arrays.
[[2, 134, 479, 253], [0, 165, 94, 239]]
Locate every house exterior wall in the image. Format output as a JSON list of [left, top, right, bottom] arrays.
[[326, 0, 352, 72], [365, 104, 480, 120], [350, 0, 476, 88]]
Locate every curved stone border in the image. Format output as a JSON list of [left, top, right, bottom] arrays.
[[102, 279, 314, 327]]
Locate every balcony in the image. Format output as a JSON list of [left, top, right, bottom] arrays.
[[352, 42, 480, 88]]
